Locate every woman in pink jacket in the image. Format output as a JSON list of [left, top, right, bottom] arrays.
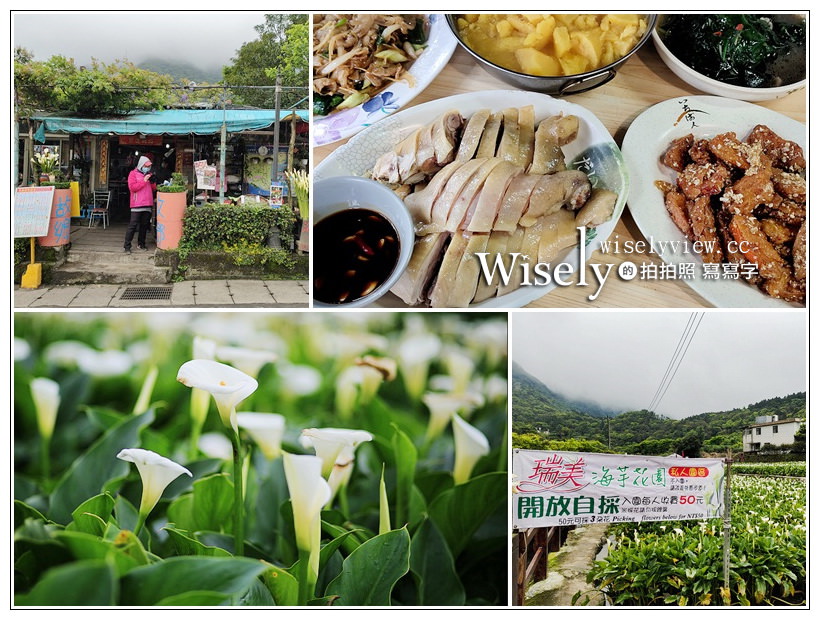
[[124, 155, 156, 253]]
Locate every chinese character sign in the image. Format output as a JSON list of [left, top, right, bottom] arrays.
[[512, 450, 725, 528]]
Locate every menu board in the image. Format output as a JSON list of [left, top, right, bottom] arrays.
[[14, 186, 55, 238]]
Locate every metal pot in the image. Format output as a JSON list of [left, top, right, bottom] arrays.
[[446, 14, 657, 96]]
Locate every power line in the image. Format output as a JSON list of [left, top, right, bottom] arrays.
[[646, 313, 696, 412], [648, 312, 705, 413]]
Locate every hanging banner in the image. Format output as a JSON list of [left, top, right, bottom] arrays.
[[512, 450, 725, 529]]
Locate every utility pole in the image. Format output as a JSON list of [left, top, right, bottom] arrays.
[[272, 72, 282, 184]]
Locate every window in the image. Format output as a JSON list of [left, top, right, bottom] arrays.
[[755, 428, 762, 435], [773, 425, 778, 433]]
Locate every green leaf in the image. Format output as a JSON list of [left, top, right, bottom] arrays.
[[48, 409, 155, 524], [164, 527, 232, 557], [15, 559, 117, 606], [428, 472, 507, 557], [14, 500, 49, 529], [114, 494, 139, 532], [69, 492, 115, 536], [167, 473, 233, 533], [261, 563, 299, 606], [120, 556, 267, 606], [55, 530, 142, 576], [325, 528, 411, 606], [409, 518, 465, 605], [156, 591, 233, 605], [391, 425, 417, 528]]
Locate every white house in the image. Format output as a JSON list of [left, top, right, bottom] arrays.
[[742, 416, 803, 452]]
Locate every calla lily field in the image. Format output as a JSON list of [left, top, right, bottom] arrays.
[[14, 312, 509, 606]]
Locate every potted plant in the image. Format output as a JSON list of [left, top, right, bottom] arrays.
[[31, 148, 60, 184], [156, 172, 188, 250]]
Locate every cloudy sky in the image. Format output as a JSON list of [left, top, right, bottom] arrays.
[[512, 311, 806, 419], [13, 11, 272, 70]]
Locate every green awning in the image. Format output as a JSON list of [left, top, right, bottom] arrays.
[[31, 109, 308, 138]]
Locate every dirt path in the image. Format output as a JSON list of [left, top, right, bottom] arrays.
[[525, 524, 609, 607]]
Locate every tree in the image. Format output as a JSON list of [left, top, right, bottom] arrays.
[[14, 55, 171, 117], [222, 14, 308, 108]]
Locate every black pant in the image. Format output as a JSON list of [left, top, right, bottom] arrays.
[[124, 210, 152, 250]]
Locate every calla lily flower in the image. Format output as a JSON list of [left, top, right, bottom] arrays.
[[77, 349, 134, 377], [198, 432, 233, 460], [301, 427, 373, 479], [193, 335, 217, 360], [237, 412, 286, 460], [283, 452, 332, 604], [116, 448, 192, 530], [277, 363, 322, 398], [216, 345, 277, 378], [334, 356, 394, 419], [396, 333, 441, 400], [451, 413, 490, 485], [30, 377, 60, 441], [422, 392, 483, 441], [443, 348, 475, 394], [43, 340, 94, 368], [14, 338, 31, 361], [177, 360, 258, 433]]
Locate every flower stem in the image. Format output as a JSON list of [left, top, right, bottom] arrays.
[[296, 548, 313, 606], [134, 512, 147, 537], [230, 430, 245, 556], [40, 435, 51, 481]]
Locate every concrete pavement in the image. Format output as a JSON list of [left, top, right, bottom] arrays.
[[14, 279, 309, 308]]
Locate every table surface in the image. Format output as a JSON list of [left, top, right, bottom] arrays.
[[313, 42, 806, 309]]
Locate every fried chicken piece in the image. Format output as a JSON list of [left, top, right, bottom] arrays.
[[677, 161, 731, 200], [688, 139, 713, 164], [687, 195, 723, 264], [746, 124, 805, 172], [756, 195, 806, 227], [708, 132, 750, 169], [664, 188, 693, 239], [772, 169, 806, 203], [720, 167, 775, 216], [661, 134, 693, 172], [729, 214, 794, 294], [793, 220, 806, 282]]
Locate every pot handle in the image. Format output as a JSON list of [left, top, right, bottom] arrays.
[[559, 69, 617, 96]]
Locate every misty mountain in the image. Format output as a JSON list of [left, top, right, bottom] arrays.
[[138, 58, 224, 83]]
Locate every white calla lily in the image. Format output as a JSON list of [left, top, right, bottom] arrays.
[[237, 412, 286, 460], [443, 348, 475, 394], [216, 345, 277, 378], [31, 377, 60, 441], [396, 333, 441, 400], [422, 392, 482, 441], [283, 452, 332, 604], [116, 448, 192, 530], [14, 338, 31, 361], [278, 364, 322, 397], [301, 427, 373, 479], [193, 335, 217, 360], [452, 413, 490, 485], [198, 432, 233, 460], [77, 349, 134, 377], [43, 340, 94, 368], [177, 360, 258, 433]]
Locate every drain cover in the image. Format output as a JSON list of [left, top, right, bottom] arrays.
[[120, 286, 172, 300]]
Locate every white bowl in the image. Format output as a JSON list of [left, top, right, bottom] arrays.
[[652, 27, 806, 102], [312, 176, 414, 308]]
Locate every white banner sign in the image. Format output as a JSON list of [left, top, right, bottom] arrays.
[[14, 186, 55, 238], [513, 450, 725, 528]]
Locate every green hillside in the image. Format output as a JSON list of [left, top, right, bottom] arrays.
[[512, 364, 805, 456]]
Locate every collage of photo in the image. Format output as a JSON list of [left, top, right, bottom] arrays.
[[11, 11, 807, 610]]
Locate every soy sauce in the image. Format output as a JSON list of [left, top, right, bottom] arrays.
[[313, 209, 400, 304]]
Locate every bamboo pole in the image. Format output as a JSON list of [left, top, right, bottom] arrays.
[[722, 452, 733, 599]]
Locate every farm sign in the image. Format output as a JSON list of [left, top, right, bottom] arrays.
[[513, 450, 725, 528]]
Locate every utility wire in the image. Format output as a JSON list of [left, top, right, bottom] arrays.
[[648, 313, 704, 413], [646, 313, 696, 412]]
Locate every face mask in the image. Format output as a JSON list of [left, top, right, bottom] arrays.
[[140, 166, 151, 173]]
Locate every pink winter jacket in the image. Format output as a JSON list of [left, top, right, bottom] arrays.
[[128, 160, 156, 208]]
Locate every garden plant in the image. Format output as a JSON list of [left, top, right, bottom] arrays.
[[14, 312, 509, 606]]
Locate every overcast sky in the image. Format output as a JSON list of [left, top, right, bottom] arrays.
[[512, 312, 806, 419], [13, 12, 271, 70]]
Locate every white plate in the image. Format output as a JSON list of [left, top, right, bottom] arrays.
[[312, 14, 457, 147], [315, 89, 629, 308], [623, 96, 806, 308]]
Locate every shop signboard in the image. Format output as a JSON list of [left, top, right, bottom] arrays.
[[14, 186, 55, 238], [512, 450, 725, 529]]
